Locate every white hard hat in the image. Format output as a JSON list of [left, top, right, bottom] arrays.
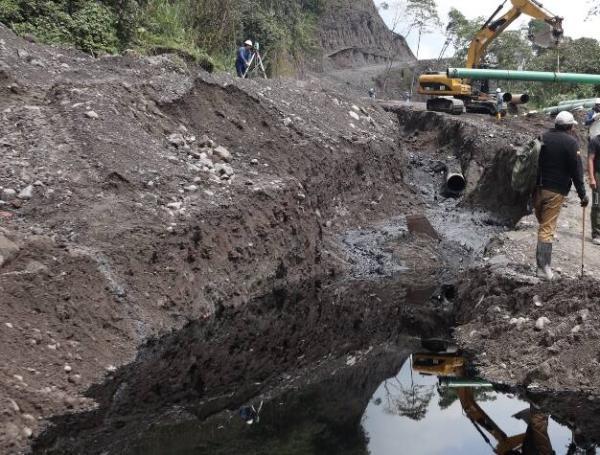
[[496, 88, 502, 93], [244, 40, 253, 47], [595, 98, 600, 105], [555, 110, 578, 126]]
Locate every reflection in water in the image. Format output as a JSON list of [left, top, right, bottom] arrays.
[[362, 354, 597, 455], [33, 350, 599, 455]]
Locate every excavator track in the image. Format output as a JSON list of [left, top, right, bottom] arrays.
[[426, 97, 465, 115]]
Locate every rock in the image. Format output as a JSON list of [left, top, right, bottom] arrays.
[[106, 365, 117, 373], [85, 110, 99, 119], [213, 146, 232, 162], [283, 117, 293, 127], [68, 374, 82, 385], [532, 295, 543, 307], [5, 322, 13, 329], [23, 427, 33, 438], [571, 325, 582, 334], [184, 185, 198, 192], [198, 135, 212, 147], [64, 365, 72, 373], [0, 233, 19, 268], [578, 309, 590, 323], [18, 185, 34, 200], [349, 111, 360, 121], [215, 163, 234, 177], [167, 155, 179, 163], [250, 159, 259, 165], [535, 316, 550, 331], [351, 104, 360, 112], [167, 133, 186, 147], [198, 157, 214, 169], [8, 398, 19, 412], [1, 188, 17, 200], [166, 202, 183, 210]]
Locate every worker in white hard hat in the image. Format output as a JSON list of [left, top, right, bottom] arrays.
[[495, 88, 504, 119], [534, 110, 588, 280], [236, 40, 254, 78], [584, 98, 600, 126]]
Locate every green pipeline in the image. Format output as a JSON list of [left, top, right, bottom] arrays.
[[447, 68, 600, 85]]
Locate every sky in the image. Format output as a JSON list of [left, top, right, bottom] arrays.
[[375, 0, 600, 59]]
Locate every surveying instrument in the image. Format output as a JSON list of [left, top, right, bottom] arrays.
[[242, 42, 268, 79]]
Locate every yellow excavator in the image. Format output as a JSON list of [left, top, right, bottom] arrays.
[[417, 0, 564, 115]]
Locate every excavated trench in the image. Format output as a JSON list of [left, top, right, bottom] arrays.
[[31, 109, 600, 454]]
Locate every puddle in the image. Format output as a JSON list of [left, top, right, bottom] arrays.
[[36, 349, 599, 455], [363, 354, 597, 454]]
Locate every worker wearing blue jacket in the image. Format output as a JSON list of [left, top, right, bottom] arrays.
[[584, 99, 600, 126], [236, 40, 254, 78]]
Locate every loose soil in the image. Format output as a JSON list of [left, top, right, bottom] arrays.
[[1, 20, 600, 455]]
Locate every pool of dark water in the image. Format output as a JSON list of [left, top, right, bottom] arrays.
[[55, 351, 595, 455]]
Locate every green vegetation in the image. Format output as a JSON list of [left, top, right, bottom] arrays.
[[0, 0, 325, 74], [446, 8, 600, 107]]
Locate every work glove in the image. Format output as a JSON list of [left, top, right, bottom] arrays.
[[581, 195, 590, 207]]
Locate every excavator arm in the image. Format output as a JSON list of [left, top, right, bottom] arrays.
[[418, 0, 563, 115], [466, 0, 563, 69]]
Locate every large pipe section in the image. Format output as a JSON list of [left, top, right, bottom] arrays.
[[442, 171, 466, 198], [447, 67, 600, 85], [503, 93, 530, 104], [543, 100, 595, 115], [558, 97, 596, 107]]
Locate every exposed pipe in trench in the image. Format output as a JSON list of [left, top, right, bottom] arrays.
[[442, 171, 467, 198]]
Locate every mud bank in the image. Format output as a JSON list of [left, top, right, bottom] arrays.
[[455, 269, 600, 395], [32, 280, 443, 455]]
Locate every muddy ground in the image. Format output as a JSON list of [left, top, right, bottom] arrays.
[[1, 22, 600, 455]]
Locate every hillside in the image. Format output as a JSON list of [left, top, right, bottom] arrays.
[[0, 0, 414, 76]]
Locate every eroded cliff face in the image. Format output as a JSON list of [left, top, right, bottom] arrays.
[[319, 0, 415, 70]]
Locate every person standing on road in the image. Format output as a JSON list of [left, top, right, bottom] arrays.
[[495, 88, 504, 119], [584, 98, 600, 127], [236, 40, 253, 78], [587, 133, 600, 245], [534, 111, 588, 280]]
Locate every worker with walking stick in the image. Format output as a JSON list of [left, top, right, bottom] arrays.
[[534, 111, 588, 281]]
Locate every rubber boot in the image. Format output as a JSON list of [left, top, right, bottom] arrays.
[[536, 242, 554, 281]]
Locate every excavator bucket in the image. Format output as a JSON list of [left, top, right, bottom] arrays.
[[529, 23, 562, 48]]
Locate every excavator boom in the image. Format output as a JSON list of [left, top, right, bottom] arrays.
[[467, 0, 563, 69]]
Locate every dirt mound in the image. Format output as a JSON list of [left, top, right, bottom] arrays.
[[455, 268, 600, 393], [0, 24, 425, 454]]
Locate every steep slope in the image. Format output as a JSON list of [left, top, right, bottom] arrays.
[[319, 0, 415, 70]]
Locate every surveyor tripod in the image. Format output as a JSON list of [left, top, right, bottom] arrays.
[[242, 42, 268, 79]]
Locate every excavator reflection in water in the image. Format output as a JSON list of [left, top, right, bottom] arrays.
[[413, 341, 556, 455]]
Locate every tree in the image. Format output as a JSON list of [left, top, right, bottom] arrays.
[[404, 0, 441, 98]]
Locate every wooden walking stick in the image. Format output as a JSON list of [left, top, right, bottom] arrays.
[[582, 206, 586, 279]]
